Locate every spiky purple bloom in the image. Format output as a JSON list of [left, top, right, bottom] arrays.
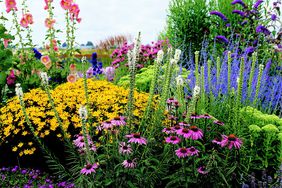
[[232, 10, 245, 17], [122, 159, 137, 168], [165, 136, 181, 144], [215, 35, 229, 44], [126, 133, 147, 145], [210, 11, 228, 21], [271, 14, 277, 21], [33, 48, 42, 60], [175, 147, 189, 158], [253, 0, 264, 9], [245, 46, 255, 55], [119, 142, 132, 155], [231, 0, 246, 7], [256, 25, 271, 36], [80, 163, 99, 175]]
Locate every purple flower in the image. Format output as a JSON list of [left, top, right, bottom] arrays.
[[175, 147, 189, 158], [126, 133, 147, 145], [256, 25, 271, 36], [215, 35, 229, 44], [119, 142, 132, 155], [111, 116, 126, 126], [231, 0, 246, 7], [11, 166, 19, 172], [253, 0, 264, 9], [215, 134, 243, 149], [176, 128, 190, 138], [122, 159, 137, 168], [241, 20, 248, 26], [188, 146, 199, 156], [213, 120, 224, 126], [245, 46, 255, 55], [210, 11, 228, 21], [162, 127, 174, 134], [271, 14, 277, 21], [198, 166, 209, 174], [187, 126, 203, 140], [101, 120, 113, 129], [232, 10, 245, 17], [80, 163, 99, 175], [165, 136, 181, 144], [103, 66, 115, 81]]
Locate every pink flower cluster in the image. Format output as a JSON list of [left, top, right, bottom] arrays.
[[73, 134, 97, 154], [6, 70, 16, 85], [5, 0, 17, 13], [212, 134, 242, 149], [111, 40, 169, 69], [163, 124, 203, 141], [20, 13, 33, 28], [60, 0, 82, 23]]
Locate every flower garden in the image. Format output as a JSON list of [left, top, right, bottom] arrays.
[[0, 0, 282, 187]]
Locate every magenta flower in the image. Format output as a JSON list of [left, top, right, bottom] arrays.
[[176, 128, 190, 138], [162, 127, 174, 134], [178, 122, 190, 127], [198, 166, 209, 174], [5, 0, 17, 13], [188, 146, 199, 156], [122, 159, 137, 168], [213, 120, 224, 126], [73, 134, 93, 149], [199, 114, 211, 119], [126, 133, 147, 145], [175, 147, 189, 158], [80, 163, 98, 175], [220, 134, 243, 149], [173, 125, 183, 133], [190, 113, 202, 119], [187, 126, 203, 140], [111, 116, 126, 126], [119, 142, 132, 155], [101, 121, 113, 129], [165, 136, 181, 144]]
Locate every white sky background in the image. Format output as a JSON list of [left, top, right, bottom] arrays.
[[1, 0, 170, 47]]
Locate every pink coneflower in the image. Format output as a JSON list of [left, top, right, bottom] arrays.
[[80, 163, 98, 175], [212, 137, 222, 145], [111, 116, 126, 126], [173, 125, 183, 133], [190, 113, 201, 119], [162, 127, 174, 134], [188, 146, 199, 156], [24, 13, 33, 24], [20, 17, 29, 28], [175, 147, 189, 158], [67, 74, 77, 83], [122, 159, 137, 168], [126, 133, 147, 145], [119, 142, 132, 155], [101, 121, 113, 129], [5, 0, 17, 13], [176, 128, 190, 138], [40, 55, 51, 65], [45, 18, 56, 29], [198, 166, 208, 174], [74, 135, 88, 148], [188, 126, 203, 140], [220, 134, 242, 149], [214, 120, 224, 126], [166, 97, 178, 104], [199, 114, 211, 119], [165, 136, 181, 144]]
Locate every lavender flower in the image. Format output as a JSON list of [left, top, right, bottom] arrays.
[[256, 25, 271, 36], [245, 46, 255, 55], [253, 0, 264, 9], [215, 35, 229, 44], [271, 14, 277, 21], [232, 10, 246, 17], [231, 0, 246, 7], [210, 11, 228, 21], [33, 48, 42, 60]]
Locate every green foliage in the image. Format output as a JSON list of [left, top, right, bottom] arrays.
[[118, 64, 189, 92], [166, 0, 212, 54]]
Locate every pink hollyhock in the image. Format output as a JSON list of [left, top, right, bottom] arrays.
[[3, 39, 11, 48], [67, 74, 77, 83], [60, 0, 72, 10], [54, 46, 59, 51], [40, 55, 51, 65], [45, 18, 56, 29], [5, 0, 17, 13], [6, 70, 16, 85], [24, 13, 33, 24], [20, 16, 29, 28], [69, 64, 76, 73], [44, 0, 53, 10]]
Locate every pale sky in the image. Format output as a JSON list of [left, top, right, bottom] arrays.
[[1, 0, 170, 46]]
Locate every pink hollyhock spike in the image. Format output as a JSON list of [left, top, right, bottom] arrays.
[[5, 0, 17, 13], [60, 0, 72, 10], [3, 39, 10, 48], [44, 0, 53, 10], [41, 55, 51, 65], [70, 3, 80, 14], [45, 18, 56, 29], [20, 17, 29, 28], [24, 13, 33, 24]]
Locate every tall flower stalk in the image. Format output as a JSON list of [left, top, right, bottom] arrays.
[[126, 32, 141, 127], [253, 64, 264, 107], [248, 52, 257, 101]]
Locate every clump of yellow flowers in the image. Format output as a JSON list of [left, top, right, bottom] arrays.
[[0, 79, 149, 156]]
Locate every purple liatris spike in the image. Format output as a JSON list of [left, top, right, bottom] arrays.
[[232, 10, 245, 17], [253, 0, 264, 9], [215, 35, 229, 44], [231, 0, 246, 7], [256, 25, 271, 36], [210, 11, 228, 21]]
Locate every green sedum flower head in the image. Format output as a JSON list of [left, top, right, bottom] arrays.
[[262, 124, 279, 133]]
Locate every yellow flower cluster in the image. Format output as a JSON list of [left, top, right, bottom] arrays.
[[0, 79, 149, 156]]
